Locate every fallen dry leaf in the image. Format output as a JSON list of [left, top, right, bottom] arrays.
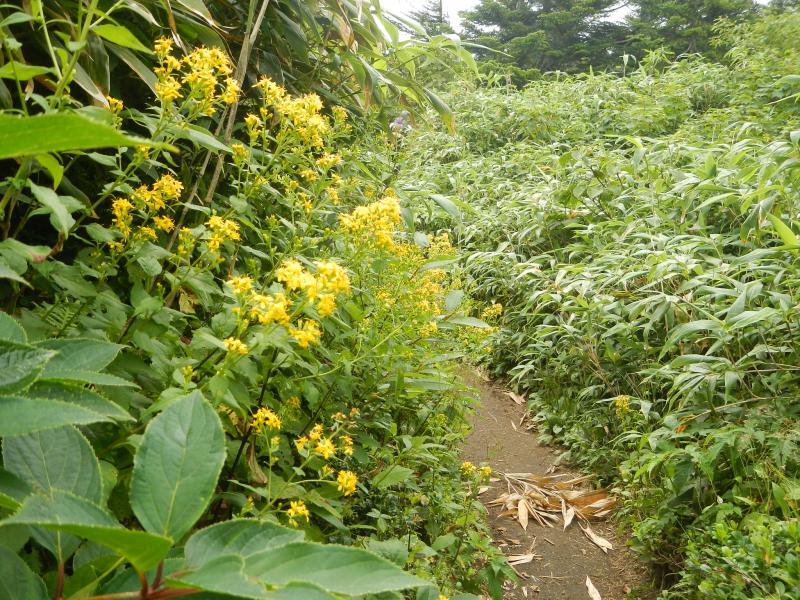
[[581, 524, 613, 553], [518, 498, 529, 530], [505, 391, 526, 405], [585, 576, 602, 600], [507, 553, 539, 566]]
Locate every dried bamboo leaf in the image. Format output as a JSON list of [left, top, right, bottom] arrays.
[[581, 524, 613, 553], [518, 498, 529, 530], [586, 576, 602, 600]]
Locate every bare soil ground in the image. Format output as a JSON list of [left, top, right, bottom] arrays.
[[461, 368, 655, 599]]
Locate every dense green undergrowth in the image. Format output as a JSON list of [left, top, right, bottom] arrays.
[[400, 12, 800, 598], [0, 1, 508, 598]]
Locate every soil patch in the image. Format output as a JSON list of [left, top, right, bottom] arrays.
[[461, 368, 654, 599]]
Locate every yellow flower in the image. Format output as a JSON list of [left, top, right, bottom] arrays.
[[206, 215, 241, 250], [231, 143, 249, 165], [298, 167, 317, 182], [438, 595, 449, 600], [320, 464, 334, 478], [249, 292, 290, 325], [227, 275, 253, 295], [290, 319, 321, 349], [308, 424, 324, 441], [111, 198, 134, 237], [106, 96, 123, 113], [480, 465, 492, 478], [154, 36, 173, 59], [286, 500, 310, 526], [136, 226, 157, 241], [221, 77, 240, 103], [153, 215, 175, 232], [420, 321, 438, 337], [153, 174, 183, 201], [332, 105, 347, 122], [315, 438, 336, 460], [245, 114, 263, 138], [295, 435, 309, 452], [316, 293, 336, 317], [314, 260, 350, 294], [223, 337, 248, 356], [251, 406, 281, 432], [255, 76, 288, 105], [460, 461, 476, 475], [340, 435, 353, 456], [316, 153, 341, 169], [337, 470, 358, 496], [613, 395, 631, 416], [287, 396, 301, 409], [339, 195, 401, 250], [155, 76, 182, 102]]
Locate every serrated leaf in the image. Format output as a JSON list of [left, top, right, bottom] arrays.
[[2, 426, 102, 502], [0, 546, 48, 599], [0, 395, 114, 435], [173, 555, 266, 598], [0, 340, 55, 393], [0, 313, 26, 344], [373, 465, 414, 490], [185, 519, 304, 568], [37, 338, 123, 373], [2, 491, 172, 571], [130, 392, 225, 540], [40, 371, 138, 387], [28, 382, 133, 422], [245, 543, 426, 595]]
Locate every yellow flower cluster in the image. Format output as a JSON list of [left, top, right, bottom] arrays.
[[612, 394, 631, 416], [227, 275, 253, 296], [223, 337, 248, 356], [251, 406, 281, 432], [420, 321, 439, 337], [250, 77, 331, 148], [206, 215, 241, 251], [339, 194, 401, 249], [275, 259, 350, 322], [249, 293, 291, 325], [314, 437, 336, 460], [340, 434, 354, 456], [289, 319, 321, 349], [111, 198, 134, 237], [481, 302, 504, 320], [460, 461, 476, 475], [153, 37, 239, 114], [336, 470, 358, 496], [428, 232, 453, 256], [286, 499, 310, 526]]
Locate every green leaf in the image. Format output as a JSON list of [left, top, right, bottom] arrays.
[[0, 61, 53, 81], [0, 395, 115, 435], [373, 466, 414, 490], [0, 546, 48, 599], [0, 340, 55, 393], [263, 585, 338, 600], [430, 194, 461, 219], [2, 491, 172, 571], [0, 259, 29, 286], [92, 24, 152, 54], [0, 313, 26, 343], [445, 316, 490, 328], [173, 555, 267, 599], [28, 382, 133, 422], [0, 468, 30, 510], [37, 338, 123, 373], [35, 153, 63, 188], [28, 182, 76, 236], [422, 88, 455, 134], [40, 371, 138, 387], [245, 543, 426, 595], [0, 113, 150, 160], [130, 392, 225, 540], [185, 519, 304, 568], [660, 319, 724, 358], [767, 214, 799, 249], [2, 426, 102, 502]]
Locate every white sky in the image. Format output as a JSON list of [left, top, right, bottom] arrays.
[[378, 0, 480, 30]]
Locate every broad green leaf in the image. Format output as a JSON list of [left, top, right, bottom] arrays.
[[0, 113, 149, 160], [185, 519, 303, 568], [40, 371, 138, 387], [422, 88, 455, 134], [92, 24, 152, 54], [0, 260, 29, 286], [35, 153, 63, 188], [767, 213, 799, 248], [430, 194, 461, 219], [445, 316, 490, 328], [38, 338, 123, 373], [0, 340, 55, 393], [0, 468, 30, 510], [0, 546, 48, 599], [2, 426, 102, 502], [0, 61, 52, 81], [130, 392, 225, 540], [373, 465, 414, 490], [245, 543, 426, 595], [0, 313, 26, 343], [2, 491, 172, 571], [28, 382, 133, 422], [173, 555, 267, 598], [660, 319, 724, 358], [0, 395, 114, 435], [28, 182, 75, 235], [263, 585, 337, 600]]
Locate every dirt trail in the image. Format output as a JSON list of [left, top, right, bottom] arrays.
[[462, 368, 652, 599]]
